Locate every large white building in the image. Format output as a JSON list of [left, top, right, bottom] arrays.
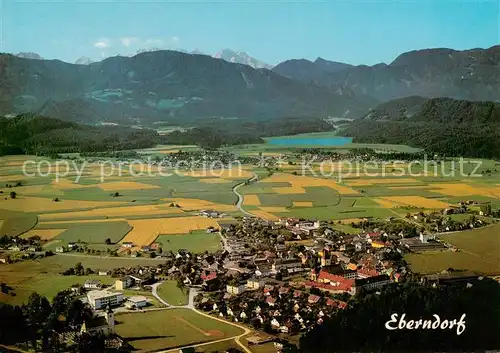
[[87, 290, 124, 310]]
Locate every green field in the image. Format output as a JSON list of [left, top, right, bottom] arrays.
[[155, 230, 221, 254], [156, 280, 188, 306], [54, 221, 131, 244], [115, 309, 244, 352], [405, 223, 500, 275], [0, 209, 38, 237], [0, 254, 166, 304]]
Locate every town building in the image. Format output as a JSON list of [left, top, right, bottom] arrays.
[[87, 290, 124, 310], [84, 279, 103, 290], [125, 296, 148, 309], [352, 275, 391, 294], [115, 276, 134, 290], [226, 282, 247, 295]]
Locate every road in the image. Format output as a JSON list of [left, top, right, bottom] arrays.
[[152, 285, 252, 353], [232, 173, 258, 217]]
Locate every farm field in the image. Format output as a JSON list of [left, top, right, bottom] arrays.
[[155, 230, 221, 254], [115, 309, 244, 352], [238, 158, 500, 221], [156, 280, 188, 306], [405, 223, 500, 275], [0, 155, 244, 255]]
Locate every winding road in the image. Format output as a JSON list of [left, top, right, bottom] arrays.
[[232, 173, 258, 217]]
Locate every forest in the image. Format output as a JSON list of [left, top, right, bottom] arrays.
[[300, 278, 500, 352]]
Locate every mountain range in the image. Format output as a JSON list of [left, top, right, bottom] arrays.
[[0, 50, 372, 125], [4, 45, 499, 129], [273, 46, 500, 103]]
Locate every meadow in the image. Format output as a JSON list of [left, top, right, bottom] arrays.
[[156, 280, 188, 306], [115, 309, 244, 352], [405, 223, 500, 275], [0, 254, 164, 304], [156, 230, 221, 254]]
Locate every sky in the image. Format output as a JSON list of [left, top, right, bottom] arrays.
[[1, 0, 499, 66]]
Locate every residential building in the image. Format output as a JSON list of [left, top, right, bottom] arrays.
[[87, 290, 124, 310], [84, 279, 102, 290], [115, 276, 134, 290], [246, 277, 265, 290], [226, 282, 246, 295], [271, 258, 302, 272]]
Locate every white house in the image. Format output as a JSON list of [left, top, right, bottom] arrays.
[[87, 290, 124, 310], [125, 296, 148, 309]]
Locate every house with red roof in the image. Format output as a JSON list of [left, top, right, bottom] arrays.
[[266, 296, 277, 307], [308, 294, 321, 304]]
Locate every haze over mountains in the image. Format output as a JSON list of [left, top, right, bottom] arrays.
[[4, 45, 499, 128]]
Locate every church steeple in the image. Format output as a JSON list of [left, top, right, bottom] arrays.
[[105, 304, 115, 333]]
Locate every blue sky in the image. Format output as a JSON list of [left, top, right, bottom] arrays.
[[1, 0, 498, 65]]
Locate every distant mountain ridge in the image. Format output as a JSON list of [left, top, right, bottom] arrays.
[[273, 45, 500, 103], [214, 49, 273, 69], [273, 57, 353, 82], [15, 52, 44, 60], [0, 50, 374, 126]]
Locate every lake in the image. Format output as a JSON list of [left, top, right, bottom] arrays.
[[267, 136, 353, 146]]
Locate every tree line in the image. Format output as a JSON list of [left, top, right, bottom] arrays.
[[299, 278, 500, 352]]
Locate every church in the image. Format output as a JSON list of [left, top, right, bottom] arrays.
[[80, 304, 115, 336]]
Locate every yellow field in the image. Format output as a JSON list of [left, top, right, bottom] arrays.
[[121, 216, 221, 246], [249, 210, 279, 221], [98, 181, 160, 191], [293, 201, 313, 207], [181, 168, 253, 179], [0, 220, 3, 229], [262, 173, 358, 195], [0, 196, 125, 213], [158, 149, 180, 154], [0, 175, 31, 183], [429, 183, 500, 198], [51, 179, 93, 190], [259, 206, 289, 213], [243, 194, 261, 206], [377, 196, 451, 209], [199, 178, 232, 184], [273, 186, 306, 194], [21, 229, 66, 240], [347, 178, 420, 186], [39, 205, 185, 221], [161, 198, 237, 212], [374, 198, 402, 209]]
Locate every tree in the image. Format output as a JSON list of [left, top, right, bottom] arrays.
[[53, 197, 59, 202], [480, 203, 492, 215], [113, 192, 120, 197], [104, 238, 111, 245], [9, 191, 16, 199]]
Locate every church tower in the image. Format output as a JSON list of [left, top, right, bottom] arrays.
[[105, 304, 115, 334]]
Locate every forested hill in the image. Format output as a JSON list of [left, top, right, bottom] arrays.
[[343, 97, 500, 158], [300, 279, 500, 353], [0, 51, 376, 125], [0, 114, 162, 156]]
